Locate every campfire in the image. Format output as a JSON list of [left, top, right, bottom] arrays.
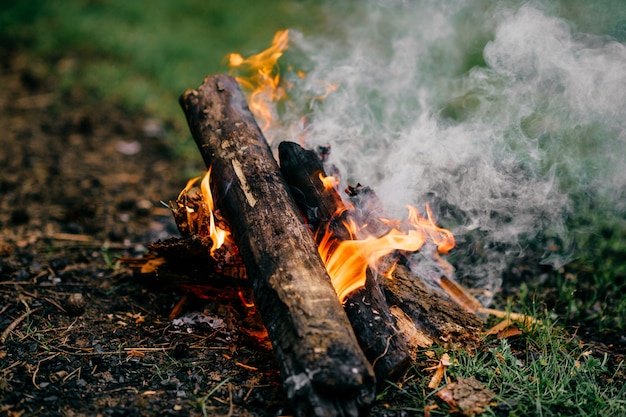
[[134, 31, 504, 416]]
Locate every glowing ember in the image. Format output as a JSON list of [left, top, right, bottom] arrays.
[[228, 29, 290, 132], [318, 204, 454, 302]]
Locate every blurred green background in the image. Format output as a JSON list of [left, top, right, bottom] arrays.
[[0, 0, 324, 137]]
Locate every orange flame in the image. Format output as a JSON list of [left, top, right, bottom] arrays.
[[319, 173, 340, 191], [178, 168, 232, 258], [229, 29, 290, 131], [319, 204, 455, 302], [200, 167, 231, 256]]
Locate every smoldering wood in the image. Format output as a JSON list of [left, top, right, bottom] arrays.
[[346, 185, 483, 343], [278, 141, 482, 347], [279, 141, 413, 381], [132, 236, 248, 290], [179, 75, 375, 417]]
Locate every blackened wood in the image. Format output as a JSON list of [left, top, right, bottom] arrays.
[[343, 269, 412, 383], [279, 141, 412, 381], [278, 141, 351, 241], [179, 75, 375, 417]]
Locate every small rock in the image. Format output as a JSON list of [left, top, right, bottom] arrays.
[[142, 118, 165, 138], [64, 293, 86, 316], [114, 139, 141, 155]]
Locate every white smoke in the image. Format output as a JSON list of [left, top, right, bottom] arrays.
[[275, 0, 626, 301]]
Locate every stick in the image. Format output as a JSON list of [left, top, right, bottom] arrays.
[[1, 307, 42, 343]]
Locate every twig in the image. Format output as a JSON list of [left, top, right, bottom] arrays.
[[63, 366, 82, 383], [122, 347, 168, 352], [169, 294, 188, 320], [225, 383, 234, 417], [21, 290, 67, 314], [0, 304, 10, 316], [371, 333, 393, 370], [50, 232, 93, 242], [0, 281, 34, 286], [32, 360, 41, 389], [234, 361, 258, 371], [0, 360, 25, 374], [0, 307, 42, 343]]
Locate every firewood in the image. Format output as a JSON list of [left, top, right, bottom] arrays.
[[385, 262, 482, 344], [345, 186, 483, 343], [279, 141, 413, 381], [278, 141, 482, 347], [343, 269, 412, 383], [279, 141, 349, 239], [179, 75, 375, 417]]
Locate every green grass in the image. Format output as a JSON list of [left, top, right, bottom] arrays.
[[515, 211, 626, 334], [0, 0, 325, 136], [379, 309, 626, 416]]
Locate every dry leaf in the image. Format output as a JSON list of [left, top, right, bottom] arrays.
[[497, 325, 522, 339], [436, 376, 495, 416]]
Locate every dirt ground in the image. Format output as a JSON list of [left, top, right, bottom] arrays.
[[0, 47, 298, 416]]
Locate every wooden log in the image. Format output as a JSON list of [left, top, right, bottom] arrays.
[[343, 269, 412, 383], [279, 141, 351, 240], [279, 141, 412, 381], [385, 262, 482, 344], [179, 75, 375, 417], [345, 186, 483, 343]]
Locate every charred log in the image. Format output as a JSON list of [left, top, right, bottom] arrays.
[[279, 141, 351, 241], [279, 141, 412, 380], [385, 263, 482, 344], [343, 269, 412, 383], [179, 75, 375, 417]]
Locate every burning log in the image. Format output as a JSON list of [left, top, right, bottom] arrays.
[[278, 141, 482, 347], [279, 141, 412, 382], [346, 185, 484, 343], [179, 75, 375, 417], [343, 269, 412, 383]]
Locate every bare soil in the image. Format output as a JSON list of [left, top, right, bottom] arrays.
[[0, 47, 289, 416]]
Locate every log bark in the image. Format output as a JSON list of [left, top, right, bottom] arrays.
[[385, 263, 482, 344], [179, 75, 375, 417], [279, 141, 349, 238]]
